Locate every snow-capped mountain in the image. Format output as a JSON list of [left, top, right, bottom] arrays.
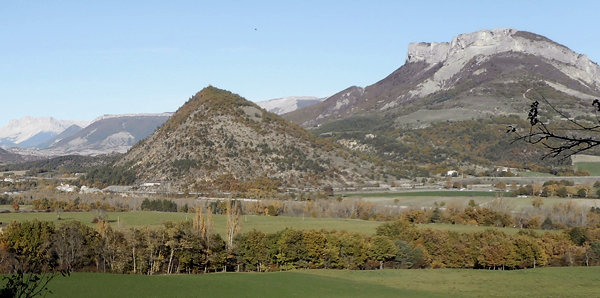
[[256, 96, 324, 115], [0, 117, 89, 149], [44, 113, 172, 156]]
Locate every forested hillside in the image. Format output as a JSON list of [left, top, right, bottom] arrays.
[[314, 115, 581, 176], [114, 86, 376, 192]]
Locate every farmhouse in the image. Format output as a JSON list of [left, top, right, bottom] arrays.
[[446, 170, 459, 177]]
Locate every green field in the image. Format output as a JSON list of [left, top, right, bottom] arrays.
[[344, 190, 503, 198], [574, 162, 600, 176], [0, 170, 27, 176], [1, 210, 557, 236], [0, 211, 382, 235], [341, 192, 600, 211], [517, 171, 556, 177], [43, 267, 600, 297]]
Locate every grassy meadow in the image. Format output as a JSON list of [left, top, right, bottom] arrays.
[[342, 192, 600, 210], [1, 210, 557, 235], [574, 162, 600, 176], [44, 267, 600, 297], [343, 190, 502, 198], [0, 211, 382, 235], [517, 171, 556, 177]]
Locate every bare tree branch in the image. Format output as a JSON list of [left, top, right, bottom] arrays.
[[510, 92, 600, 161]]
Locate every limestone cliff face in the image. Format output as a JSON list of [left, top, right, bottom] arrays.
[[285, 29, 600, 126], [406, 29, 571, 64], [406, 29, 600, 98]]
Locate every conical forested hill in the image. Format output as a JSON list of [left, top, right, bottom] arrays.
[[117, 86, 374, 192]]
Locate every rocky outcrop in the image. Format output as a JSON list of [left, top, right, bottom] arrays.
[[285, 28, 600, 126], [256, 96, 323, 115], [406, 28, 600, 98]]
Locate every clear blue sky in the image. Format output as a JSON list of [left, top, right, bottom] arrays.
[[1, 0, 599, 125]]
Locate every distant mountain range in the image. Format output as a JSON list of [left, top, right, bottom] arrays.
[[0, 117, 88, 149], [256, 96, 324, 115], [0, 114, 171, 161], [44, 113, 172, 156]]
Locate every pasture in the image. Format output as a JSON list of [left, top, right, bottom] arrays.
[[44, 267, 600, 297], [343, 190, 502, 198], [0, 211, 382, 235], [516, 171, 556, 177], [0, 211, 554, 235], [343, 191, 600, 210], [574, 162, 600, 176]]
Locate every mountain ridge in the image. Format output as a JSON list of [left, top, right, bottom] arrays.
[[0, 117, 88, 149], [285, 28, 600, 127], [46, 113, 172, 156], [256, 96, 324, 115]]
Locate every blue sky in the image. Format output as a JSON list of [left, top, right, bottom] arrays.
[[1, 0, 599, 125]]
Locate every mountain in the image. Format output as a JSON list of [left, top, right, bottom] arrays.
[[0, 117, 88, 149], [2, 154, 118, 173], [44, 113, 172, 156], [286, 28, 600, 127], [38, 124, 84, 149], [115, 86, 373, 192], [256, 96, 324, 115], [0, 148, 23, 164]]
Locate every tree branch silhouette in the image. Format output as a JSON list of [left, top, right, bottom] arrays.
[[510, 90, 600, 161]]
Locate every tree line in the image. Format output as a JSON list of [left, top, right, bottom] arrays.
[[12, 192, 600, 232], [2, 218, 600, 277]]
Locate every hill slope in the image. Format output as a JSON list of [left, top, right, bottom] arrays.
[[117, 87, 373, 192], [287, 28, 600, 127], [0, 148, 23, 164]]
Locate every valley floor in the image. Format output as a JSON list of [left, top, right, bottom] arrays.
[[46, 267, 600, 297], [0, 210, 553, 235]]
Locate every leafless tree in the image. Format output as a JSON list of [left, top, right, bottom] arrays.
[[510, 90, 600, 160], [226, 200, 241, 250]]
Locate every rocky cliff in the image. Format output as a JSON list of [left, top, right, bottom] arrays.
[[286, 29, 600, 126]]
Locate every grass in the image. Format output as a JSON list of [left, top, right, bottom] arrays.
[[340, 192, 600, 211], [0, 204, 33, 211], [43, 267, 600, 297], [305, 267, 600, 297], [574, 162, 600, 176], [1, 210, 559, 237], [517, 171, 556, 177], [344, 190, 503, 198], [0, 170, 27, 176], [0, 211, 382, 235]]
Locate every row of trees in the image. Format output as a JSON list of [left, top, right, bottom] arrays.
[[16, 192, 600, 232], [140, 199, 178, 212], [511, 180, 600, 198], [2, 218, 600, 276]]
